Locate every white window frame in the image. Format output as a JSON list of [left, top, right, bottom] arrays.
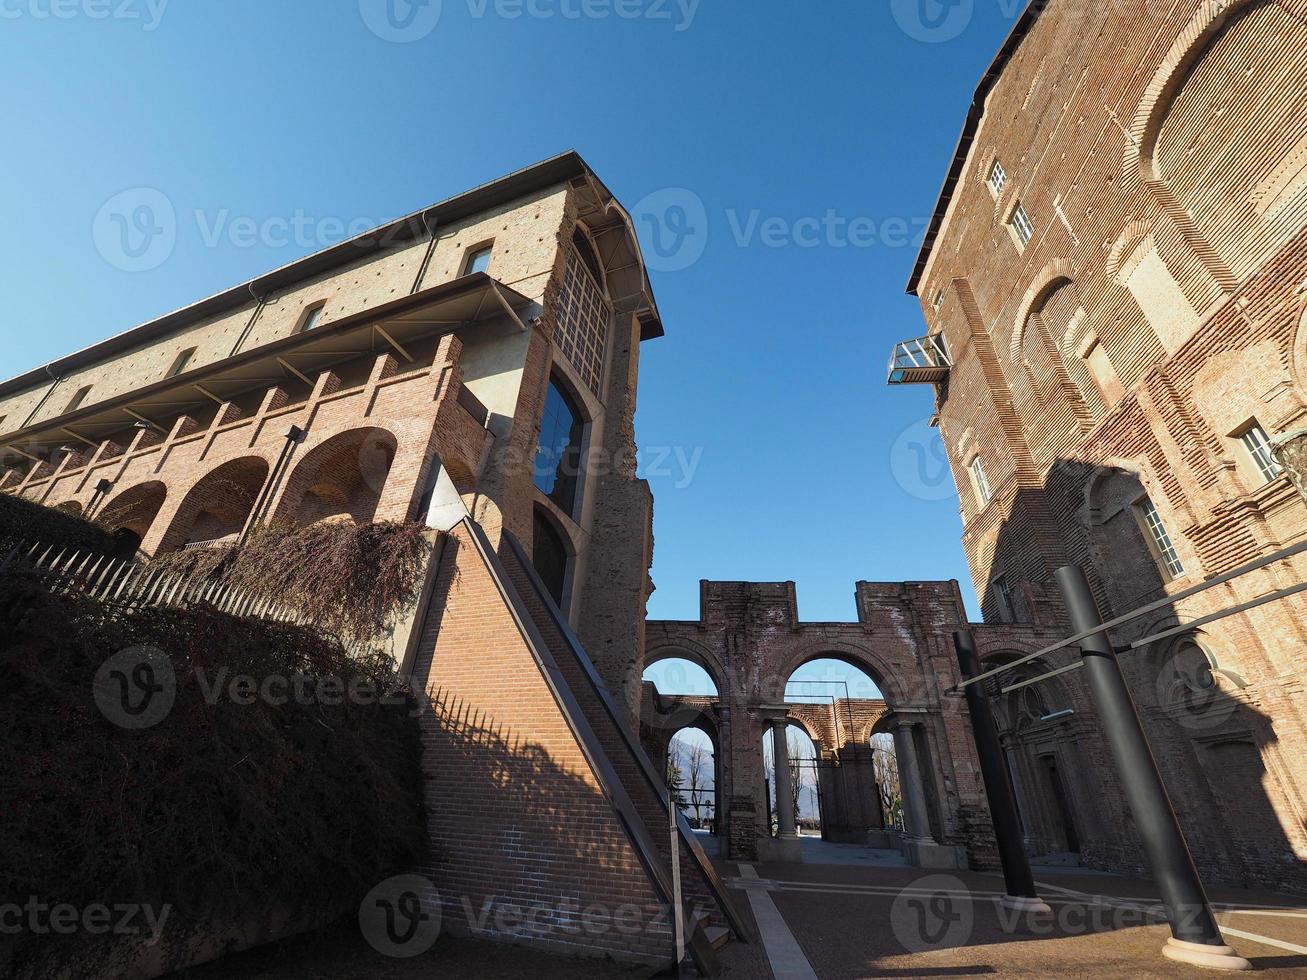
[[1010, 203, 1035, 247], [970, 456, 992, 507], [1238, 422, 1282, 483], [1135, 497, 1184, 579], [988, 159, 1007, 196]]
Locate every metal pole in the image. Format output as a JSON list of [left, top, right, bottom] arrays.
[[953, 630, 1050, 914], [1055, 565, 1251, 971], [669, 790, 684, 977]]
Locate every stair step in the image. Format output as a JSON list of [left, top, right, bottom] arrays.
[[704, 926, 730, 951]]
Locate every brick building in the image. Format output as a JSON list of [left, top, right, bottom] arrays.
[[0, 153, 750, 967], [892, 0, 1307, 891]]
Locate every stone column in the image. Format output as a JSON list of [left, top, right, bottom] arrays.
[[761, 709, 802, 862], [890, 716, 964, 870]]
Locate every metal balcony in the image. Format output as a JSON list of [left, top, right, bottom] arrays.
[[888, 333, 951, 385]]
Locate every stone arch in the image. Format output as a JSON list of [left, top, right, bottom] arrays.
[[1106, 220, 1153, 281], [156, 456, 271, 554], [1010, 258, 1077, 360], [269, 426, 398, 529], [776, 644, 903, 708], [1129, 0, 1307, 287], [1289, 300, 1307, 395], [645, 642, 727, 697], [97, 481, 167, 546]]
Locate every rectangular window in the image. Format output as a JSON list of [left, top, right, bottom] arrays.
[[555, 245, 610, 393], [970, 457, 992, 506], [1010, 203, 1035, 246], [167, 348, 196, 378], [298, 303, 326, 333], [1136, 498, 1184, 578], [463, 243, 493, 276], [65, 385, 92, 414], [994, 574, 1015, 622], [989, 159, 1007, 195], [932, 288, 945, 311], [1239, 423, 1282, 483]]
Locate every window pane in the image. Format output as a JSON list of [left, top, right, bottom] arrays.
[[532, 510, 569, 605], [1241, 425, 1282, 482], [465, 246, 492, 275], [301, 305, 324, 332], [1138, 498, 1184, 578], [534, 380, 583, 516]]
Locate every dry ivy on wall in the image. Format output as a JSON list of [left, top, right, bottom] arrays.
[[0, 576, 427, 980], [150, 521, 432, 647], [0, 493, 119, 557]]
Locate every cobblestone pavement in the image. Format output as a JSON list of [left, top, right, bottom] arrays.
[[712, 840, 1307, 979]]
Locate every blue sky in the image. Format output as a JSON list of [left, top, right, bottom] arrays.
[[0, 0, 1023, 622]]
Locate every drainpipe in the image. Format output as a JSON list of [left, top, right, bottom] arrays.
[[411, 209, 440, 294], [240, 425, 303, 545], [20, 365, 63, 430]]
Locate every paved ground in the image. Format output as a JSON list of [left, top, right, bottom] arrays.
[[712, 840, 1307, 978], [169, 839, 1307, 978]]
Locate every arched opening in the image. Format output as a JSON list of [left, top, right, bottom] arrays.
[[667, 726, 718, 836], [97, 481, 167, 554], [643, 655, 720, 699], [531, 506, 571, 607], [1087, 468, 1179, 612], [556, 224, 613, 394], [534, 375, 586, 519], [869, 732, 903, 832], [158, 458, 270, 554], [782, 657, 891, 846], [761, 722, 821, 838], [271, 427, 397, 529]]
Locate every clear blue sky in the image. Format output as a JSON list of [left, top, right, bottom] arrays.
[[0, 0, 1024, 622]]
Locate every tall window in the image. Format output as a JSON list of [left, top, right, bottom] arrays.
[[556, 227, 610, 393], [534, 377, 584, 517], [970, 457, 992, 507], [65, 385, 92, 413], [167, 347, 196, 378], [532, 509, 569, 606], [1239, 423, 1282, 483], [1136, 497, 1184, 579], [994, 574, 1015, 623], [298, 302, 326, 333], [1010, 203, 1035, 246], [988, 159, 1007, 196], [462, 243, 493, 275]]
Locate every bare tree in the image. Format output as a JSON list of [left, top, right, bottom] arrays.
[[684, 740, 709, 827], [871, 733, 903, 831]]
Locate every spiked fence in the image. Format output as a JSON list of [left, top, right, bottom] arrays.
[[0, 537, 303, 625]]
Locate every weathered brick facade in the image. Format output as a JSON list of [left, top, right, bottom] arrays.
[[898, 0, 1307, 892]]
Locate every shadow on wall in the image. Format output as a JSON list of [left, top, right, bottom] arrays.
[[984, 460, 1304, 893], [417, 685, 674, 962]]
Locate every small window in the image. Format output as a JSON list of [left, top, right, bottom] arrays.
[[167, 348, 196, 378], [1010, 203, 1035, 246], [298, 303, 326, 333], [462, 243, 493, 276], [532, 509, 570, 606], [970, 457, 992, 507], [65, 385, 92, 414], [932, 289, 946, 311], [988, 159, 1007, 196], [1238, 423, 1282, 483], [1136, 497, 1184, 579], [994, 574, 1015, 623]]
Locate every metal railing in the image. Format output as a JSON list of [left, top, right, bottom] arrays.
[[888, 333, 951, 384], [1, 538, 301, 624]]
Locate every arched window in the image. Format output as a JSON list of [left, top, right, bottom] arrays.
[[532, 508, 569, 606], [556, 225, 611, 394], [534, 376, 584, 517]]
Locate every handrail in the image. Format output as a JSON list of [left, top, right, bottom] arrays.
[[454, 519, 695, 970], [501, 529, 753, 944]]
